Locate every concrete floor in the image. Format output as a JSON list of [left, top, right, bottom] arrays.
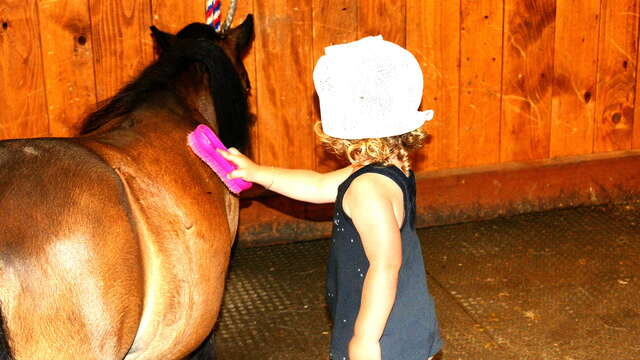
[[215, 202, 640, 360]]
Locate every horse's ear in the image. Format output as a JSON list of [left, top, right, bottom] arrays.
[[226, 14, 254, 55], [150, 26, 176, 53]]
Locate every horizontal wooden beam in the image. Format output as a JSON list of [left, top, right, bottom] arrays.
[[237, 150, 640, 247]]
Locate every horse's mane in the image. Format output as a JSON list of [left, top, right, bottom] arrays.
[[79, 38, 249, 150]]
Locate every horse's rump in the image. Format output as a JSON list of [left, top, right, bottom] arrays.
[[0, 138, 144, 359]]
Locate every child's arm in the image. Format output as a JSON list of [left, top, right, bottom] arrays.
[[219, 147, 354, 204], [344, 174, 404, 360]]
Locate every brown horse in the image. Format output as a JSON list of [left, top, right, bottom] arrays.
[[0, 15, 253, 360]]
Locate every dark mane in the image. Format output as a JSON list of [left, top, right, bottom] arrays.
[[79, 38, 250, 150]]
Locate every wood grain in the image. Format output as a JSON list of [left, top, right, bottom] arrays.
[[593, 0, 639, 152], [39, 0, 97, 137], [151, 0, 202, 35], [3, 0, 640, 173], [550, 0, 600, 157], [501, 0, 556, 162], [636, 37, 640, 149], [407, 0, 460, 171], [89, 0, 153, 102], [0, 0, 48, 140], [311, 0, 358, 172], [356, 0, 405, 46], [458, 0, 504, 166], [253, 0, 315, 168]]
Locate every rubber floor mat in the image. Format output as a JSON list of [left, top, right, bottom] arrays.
[[216, 203, 640, 359]]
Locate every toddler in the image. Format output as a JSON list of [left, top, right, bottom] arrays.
[[220, 35, 442, 360]]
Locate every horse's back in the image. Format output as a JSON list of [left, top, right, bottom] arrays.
[[0, 138, 143, 359]]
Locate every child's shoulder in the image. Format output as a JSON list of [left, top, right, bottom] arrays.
[[344, 169, 403, 206], [342, 168, 405, 228]]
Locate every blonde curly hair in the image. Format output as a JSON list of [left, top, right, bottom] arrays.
[[314, 121, 426, 173]]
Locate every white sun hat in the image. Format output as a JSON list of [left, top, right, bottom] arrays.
[[313, 35, 433, 140]]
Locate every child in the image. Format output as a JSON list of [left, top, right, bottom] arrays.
[[220, 35, 442, 360]]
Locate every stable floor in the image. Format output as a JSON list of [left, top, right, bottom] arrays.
[[215, 203, 640, 360]]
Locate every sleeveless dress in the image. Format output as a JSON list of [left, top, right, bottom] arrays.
[[326, 164, 442, 360]]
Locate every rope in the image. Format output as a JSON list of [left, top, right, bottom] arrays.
[[206, 0, 237, 33], [221, 0, 237, 32], [206, 0, 222, 31]]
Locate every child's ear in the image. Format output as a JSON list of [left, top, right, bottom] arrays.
[[225, 14, 254, 55], [150, 26, 177, 54]]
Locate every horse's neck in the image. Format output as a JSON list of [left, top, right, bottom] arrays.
[[174, 64, 218, 133], [90, 64, 217, 144]]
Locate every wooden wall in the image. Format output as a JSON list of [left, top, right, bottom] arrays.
[[1, 0, 639, 174]]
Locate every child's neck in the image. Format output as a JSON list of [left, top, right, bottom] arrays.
[[351, 157, 410, 176]]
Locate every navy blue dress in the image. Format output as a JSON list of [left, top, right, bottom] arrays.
[[326, 164, 442, 360]]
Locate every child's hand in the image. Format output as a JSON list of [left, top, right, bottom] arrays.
[[348, 336, 381, 360], [218, 147, 260, 183]]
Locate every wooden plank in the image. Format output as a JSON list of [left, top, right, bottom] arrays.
[[151, 0, 202, 34], [458, 0, 504, 166], [89, 0, 154, 102], [549, 0, 600, 157], [38, 0, 97, 137], [311, 0, 357, 49], [356, 0, 405, 46], [238, 150, 640, 246], [252, 0, 315, 168], [0, 0, 48, 140], [500, 0, 556, 162], [636, 31, 640, 149], [417, 150, 640, 228], [593, 0, 639, 152], [407, 0, 460, 171], [311, 0, 358, 172]]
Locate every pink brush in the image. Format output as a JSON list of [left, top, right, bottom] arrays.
[[187, 124, 252, 194]]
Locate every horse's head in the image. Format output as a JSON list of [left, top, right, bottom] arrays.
[[151, 16, 254, 93], [147, 16, 254, 150], [80, 17, 254, 151]]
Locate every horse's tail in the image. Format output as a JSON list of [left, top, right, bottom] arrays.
[[0, 302, 13, 360]]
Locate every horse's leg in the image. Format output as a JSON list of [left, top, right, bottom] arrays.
[[0, 303, 12, 360], [185, 328, 217, 360]]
